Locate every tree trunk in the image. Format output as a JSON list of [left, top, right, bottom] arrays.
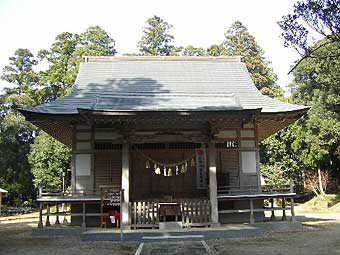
[[318, 168, 325, 195]]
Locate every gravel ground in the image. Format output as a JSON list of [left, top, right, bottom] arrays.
[[1, 207, 340, 255]]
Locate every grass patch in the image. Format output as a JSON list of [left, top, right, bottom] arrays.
[[302, 194, 340, 212]]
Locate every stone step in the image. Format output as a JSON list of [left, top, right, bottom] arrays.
[[159, 222, 183, 230]]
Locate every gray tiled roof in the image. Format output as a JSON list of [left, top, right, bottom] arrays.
[[22, 58, 308, 114]]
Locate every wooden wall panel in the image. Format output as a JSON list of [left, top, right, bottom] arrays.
[[94, 151, 122, 190], [217, 151, 239, 187]]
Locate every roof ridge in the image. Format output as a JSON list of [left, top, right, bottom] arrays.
[[82, 56, 242, 63]]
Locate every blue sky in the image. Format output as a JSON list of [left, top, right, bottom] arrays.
[[0, 0, 300, 93]]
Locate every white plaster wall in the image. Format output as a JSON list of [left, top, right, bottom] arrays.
[[241, 151, 257, 174], [240, 140, 255, 148], [75, 154, 91, 176], [240, 130, 255, 138]]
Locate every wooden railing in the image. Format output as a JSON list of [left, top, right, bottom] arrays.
[[129, 199, 211, 229], [38, 189, 101, 198], [217, 184, 296, 224], [181, 199, 210, 228], [217, 184, 293, 195], [130, 201, 159, 229]]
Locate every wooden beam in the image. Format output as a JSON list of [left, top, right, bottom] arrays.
[[121, 142, 130, 227]]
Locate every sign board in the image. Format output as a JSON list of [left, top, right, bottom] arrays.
[[106, 191, 121, 206], [196, 148, 207, 189]]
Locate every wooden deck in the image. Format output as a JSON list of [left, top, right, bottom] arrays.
[[36, 184, 297, 229]]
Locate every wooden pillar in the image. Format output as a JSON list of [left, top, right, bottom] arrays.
[[249, 199, 255, 224], [121, 142, 130, 227], [45, 204, 51, 227], [208, 142, 219, 225], [55, 204, 60, 225], [82, 203, 86, 228], [71, 126, 76, 194], [38, 203, 43, 228]]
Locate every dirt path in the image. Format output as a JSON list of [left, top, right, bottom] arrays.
[[0, 207, 339, 255]]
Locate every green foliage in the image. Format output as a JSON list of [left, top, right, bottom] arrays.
[[0, 93, 36, 204], [278, 0, 340, 58], [206, 44, 229, 56], [38, 32, 79, 99], [292, 39, 340, 173], [0, 25, 115, 204], [1, 48, 39, 97], [38, 26, 116, 100], [76, 26, 117, 57], [261, 38, 340, 190], [181, 45, 206, 56], [28, 132, 71, 189], [260, 123, 304, 187], [138, 15, 177, 56], [260, 164, 290, 187], [223, 21, 279, 92]]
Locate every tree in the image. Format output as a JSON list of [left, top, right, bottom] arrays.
[[38, 26, 117, 100], [278, 0, 340, 73], [260, 122, 305, 190], [28, 132, 71, 189], [0, 26, 116, 205], [206, 44, 229, 56], [291, 39, 340, 185], [138, 15, 177, 56], [38, 32, 79, 99], [1, 48, 39, 96], [181, 45, 206, 56], [0, 92, 36, 205], [74, 26, 117, 57], [223, 21, 279, 94]]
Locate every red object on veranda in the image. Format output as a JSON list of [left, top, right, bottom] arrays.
[[102, 210, 120, 226]]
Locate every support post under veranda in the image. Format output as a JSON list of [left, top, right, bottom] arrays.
[[38, 203, 43, 228]]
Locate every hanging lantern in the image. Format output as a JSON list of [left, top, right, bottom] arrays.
[[190, 158, 195, 167], [168, 168, 173, 176], [145, 160, 151, 169]]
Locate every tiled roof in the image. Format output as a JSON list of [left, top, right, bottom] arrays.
[[22, 57, 308, 114]]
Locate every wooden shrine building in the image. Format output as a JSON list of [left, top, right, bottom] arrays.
[[20, 56, 309, 229]]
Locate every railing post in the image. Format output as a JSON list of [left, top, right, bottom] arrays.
[[38, 203, 43, 228], [290, 197, 296, 222], [55, 204, 60, 225], [282, 198, 287, 221], [270, 198, 275, 221], [45, 203, 51, 227], [249, 199, 255, 224], [82, 202, 86, 228]]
